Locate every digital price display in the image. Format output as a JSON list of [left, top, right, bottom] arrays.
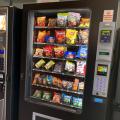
[[100, 30, 112, 43], [97, 64, 108, 76]]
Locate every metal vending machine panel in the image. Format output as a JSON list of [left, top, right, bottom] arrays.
[[0, 8, 8, 120]]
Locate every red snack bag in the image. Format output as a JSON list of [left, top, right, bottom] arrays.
[[52, 92, 61, 104], [55, 30, 65, 44], [37, 30, 46, 43], [36, 16, 46, 27], [43, 45, 54, 57], [54, 46, 67, 58]]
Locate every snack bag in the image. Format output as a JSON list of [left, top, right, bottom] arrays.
[[45, 36, 55, 43], [37, 30, 46, 43], [57, 13, 68, 27], [62, 93, 72, 104], [55, 30, 65, 44], [46, 75, 53, 85], [66, 29, 78, 45], [43, 45, 54, 57], [76, 45, 88, 59], [43, 76, 47, 85], [32, 73, 43, 85], [72, 78, 79, 91], [34, 48, 43, 57], [76, 61, 86, 76], [65, 61, 75, 73], [67, 81, 73, 90], [36, 16, 46, 27], [54, 46, 67, 58], [53, 62, 64, 72], [52, 92, 61, 104], [68, 12, 81, 27], [62, 80, 68, 89], [42, 91, 51, 101], [44, 60, 55, 70], [72, 97, 82, 108], [35, 59, 45, 68], [79, 18, 90, 28], [78, 82, 84, 91], [57, 78, 62, 88], [32, 90, 42, 99], [78, 29, 89, 44], [64, 51, 76, 59], [48, 18, 57, 27], [32, 73, 40, 84], [53, 77, 58, 87]]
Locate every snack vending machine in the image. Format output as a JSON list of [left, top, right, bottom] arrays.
[[0, 7, 22, 120], [19, 0, 120, 120]]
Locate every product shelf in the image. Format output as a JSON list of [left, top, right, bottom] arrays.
[[33, 56, 86, 62], [32, 84, 84, 95], [32, 68, 85, 78]]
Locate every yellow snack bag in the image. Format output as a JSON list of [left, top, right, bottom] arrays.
[[66, 29, 78, 45]]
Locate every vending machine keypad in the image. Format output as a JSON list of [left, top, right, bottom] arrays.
[[92, 22, 115, 98]]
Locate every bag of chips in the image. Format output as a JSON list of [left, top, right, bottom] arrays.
[[53, 77, 58, 87], [68, 12, 81, 27], [43, 45, 54, 57], [64, 51, 76, 59], [36, 16, 46, 27], [45, 36, 55, 43], [79, 18, 90, 28], [34, 48, 43, 57], [78, 29, 89, 44], [76, 61, 86, 76], [48, 18, 57, 27], [32, 90, 42, 99], [53, 62, 64, 73], [37, 30, 46, 43], [65, 61, 75, 73], [52, 92, 61, 104], [46, 75, 53, 85], [72, 97, 82, 108], [42, 91, 52, 101], [57, 78, 62, 88], [76, 45, 88, 59], [57, 13, 68, 27], [54, 46, 67, 58], [44, 60, 55, 70], [55, 30, 65, 44], [43, 76, 47, 85], [62, 93, 72, 104], [62, 80, 68, 89], [35, 59, 45, 68], [32, 73, 44, 85], [78, 82, 84, 91], [72, 78, 79, 91], [67, 81, 73, 90], [66, 29, 78, 45]]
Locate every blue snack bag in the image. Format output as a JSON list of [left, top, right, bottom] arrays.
[[62, 93, 72, 104], [72, 97, 83, 108], [46, 75, 53, 85], [65, 51, 76, 59], [76, 45, 88, 59]]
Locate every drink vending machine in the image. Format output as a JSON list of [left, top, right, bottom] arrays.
[[19, 0, 120, 120], [0, 7, 22, 120]]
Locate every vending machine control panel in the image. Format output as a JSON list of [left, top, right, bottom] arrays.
[[92, 22, 115, 97]]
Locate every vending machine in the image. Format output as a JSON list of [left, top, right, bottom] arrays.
[[18, 0, 120, 120], [0, 7, 22, 120]]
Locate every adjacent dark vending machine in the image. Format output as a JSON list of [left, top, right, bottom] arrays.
[[19, 0, 120, 120], [0, 7, 22, 120]]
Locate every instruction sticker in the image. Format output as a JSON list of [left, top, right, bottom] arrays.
[[103, 10, 114, 22]]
